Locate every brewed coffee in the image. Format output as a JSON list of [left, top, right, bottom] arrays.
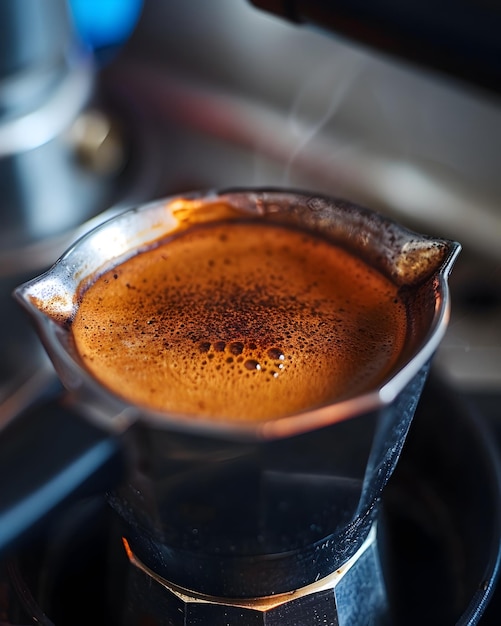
[[71, 219, 407, 421]]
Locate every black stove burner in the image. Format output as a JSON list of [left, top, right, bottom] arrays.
[[1, 375, 501, 625], [384, 378, 501, 625]]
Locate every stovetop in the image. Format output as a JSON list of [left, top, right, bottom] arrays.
[[1, 375, 500, 625]]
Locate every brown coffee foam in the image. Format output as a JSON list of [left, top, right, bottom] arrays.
[[71, 221, 407, 422]]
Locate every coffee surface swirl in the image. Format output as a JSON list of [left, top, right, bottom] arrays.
[[71, 221, 407, 421]]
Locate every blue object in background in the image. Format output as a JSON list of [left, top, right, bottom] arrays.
[[69, 0, 143, 50]]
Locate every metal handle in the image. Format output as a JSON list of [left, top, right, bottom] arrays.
[[249, 0, 501, 95]]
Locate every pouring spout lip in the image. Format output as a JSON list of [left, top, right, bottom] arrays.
[[441, 239, 462, 275], [13, 265, 75, 327]]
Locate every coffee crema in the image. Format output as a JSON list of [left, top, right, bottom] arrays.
[[71, 220, 408, 422]]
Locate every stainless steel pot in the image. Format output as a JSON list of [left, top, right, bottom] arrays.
[[11, 189, 459, 612]]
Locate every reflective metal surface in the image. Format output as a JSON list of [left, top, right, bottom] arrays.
[[12, 191, 457, 612]]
